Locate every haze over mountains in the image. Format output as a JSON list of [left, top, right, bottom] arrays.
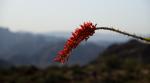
[[0, 26, 149, 69], [0, 37, 149, 83], [0, 27, 109, 68]]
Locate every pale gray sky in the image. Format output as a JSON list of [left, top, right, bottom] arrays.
[[0, 0, 150, 34]]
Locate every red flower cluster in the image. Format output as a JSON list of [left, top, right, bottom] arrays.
[[54, 22, 96, 64]]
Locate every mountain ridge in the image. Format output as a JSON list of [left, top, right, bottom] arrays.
[[0, 27, 106, 68]]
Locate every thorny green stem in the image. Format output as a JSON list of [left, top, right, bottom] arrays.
[[96, 27, 150, 43]]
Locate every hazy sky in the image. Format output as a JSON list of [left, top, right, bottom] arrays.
[[0, 0, 150, 34]]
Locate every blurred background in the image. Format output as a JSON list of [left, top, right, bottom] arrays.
[[0, 0, 150, 83]]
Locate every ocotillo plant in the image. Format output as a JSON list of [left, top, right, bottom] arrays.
[[54, 22, 150, 64]]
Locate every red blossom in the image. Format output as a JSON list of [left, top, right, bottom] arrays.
[[54, 22, 96, 64]]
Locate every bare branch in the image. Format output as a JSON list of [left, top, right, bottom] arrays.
[[96, 27, 150, 43]]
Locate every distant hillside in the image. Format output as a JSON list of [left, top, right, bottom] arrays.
[[0, 27, 106, 68], [92, 39, 150, 64], [82, 39, 150, 83], [0, 59, 12, 69]]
